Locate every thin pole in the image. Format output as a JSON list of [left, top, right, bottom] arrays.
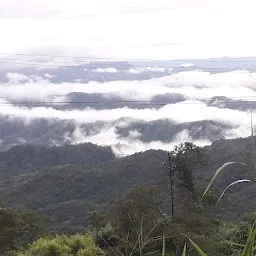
[[251, 108, 254, 137], [168, 153, 174, 218], [251, 108, 256, 173]]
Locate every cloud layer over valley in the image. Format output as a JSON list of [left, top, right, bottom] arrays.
[[0, 60, 255, 155]]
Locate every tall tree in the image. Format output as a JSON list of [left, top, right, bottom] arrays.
[[166, 142, 205, 215]]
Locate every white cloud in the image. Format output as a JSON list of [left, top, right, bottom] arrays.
[[127, 68, 141, 74], [71, 125, 211, 156], [92, 68, 118, 73], [6, 73, 29, 83], [44, 73, 53, 78], [129, 67, 167, 73], [1, 70, 256, 101], [0, 69, 256, 155], [0, 98, 8, 103], [0, 100, 251, 132], [177, 63, 195, 68], [145, 67, 166, 72]]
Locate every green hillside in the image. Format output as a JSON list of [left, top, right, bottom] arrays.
[[0, 143, 115, 179], [0, 137, 255, 231]]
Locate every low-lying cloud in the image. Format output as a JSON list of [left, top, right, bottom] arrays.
[[0, 69, 255, 155], [92, 68, 118, 73]]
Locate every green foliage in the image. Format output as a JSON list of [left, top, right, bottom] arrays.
[[0, 149, 167, 231], [185, 219, 256, 256], [104, 185, 169, 255], [2, 138, 256, 255], [108, 185, 165, 235], [0, 143, 115, 179], [1, 137, 256, 231], [233, 212, 256, 246], [182, 244, 187, 256], [171, 142, 204, 194], [0, 208, 47, 254], [87, 211, 107, 231], [15, 234, 105, 256], [200, 188, 222, 208], [168, 142, 205, 217], [99, 183, 222, 256], [185, 235, 208, 256]]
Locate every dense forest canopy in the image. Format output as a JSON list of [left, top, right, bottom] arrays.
[[1, 137, 256, 255]]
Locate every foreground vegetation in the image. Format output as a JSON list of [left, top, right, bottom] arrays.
[[1, 139, 256, 255]]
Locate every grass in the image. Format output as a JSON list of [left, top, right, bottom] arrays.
[[159, 221, 256, 255], [183, 220, 256, 256], [202, 112, 256, 205], [184, 112, 256, 255]]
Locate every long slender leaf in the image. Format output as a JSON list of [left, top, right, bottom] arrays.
[[144, 217, 170, 242], [186, 236, 207, 256], [229, 242, 245, 248], [202, 162, 254, 199], [183, 234, 207, 256], [241, 228, 254, 255], [143, 236, 164, 247], [182, 243, 187, 256], [162, 235, 166, 256], [240, 220, 256, 256], [216, 179, 252, 205]]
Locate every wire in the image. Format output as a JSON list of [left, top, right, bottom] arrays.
[[1, 97, 256, 107]]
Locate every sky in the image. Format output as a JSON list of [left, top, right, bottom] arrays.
[[1, 0, 256, 60]]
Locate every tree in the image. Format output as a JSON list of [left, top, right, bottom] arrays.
[[109, 185, 165, 234], [172, 142, 204, 194], [166, 142, 205, 216], [0, 208, 48, 254], [105, 184, 219, 256], [87, 211, 107, 231], [105, 185, 171, 255]]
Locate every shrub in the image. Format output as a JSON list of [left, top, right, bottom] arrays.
[[15, 234, 105, 256]]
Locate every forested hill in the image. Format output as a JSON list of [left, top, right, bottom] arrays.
[[0, 143, 115, 179], [0, 136, 255, 231]]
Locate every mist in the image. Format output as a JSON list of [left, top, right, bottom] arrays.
[[0, 67, 255, 155]]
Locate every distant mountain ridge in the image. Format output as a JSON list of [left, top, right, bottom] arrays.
[[2, 57, 256, 85], [0, 60, 170, 83]]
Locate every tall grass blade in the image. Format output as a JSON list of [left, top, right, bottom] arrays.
[[183, 234, 207, 256], [240, 221, 256, 256], [229, 242, 245, 248], [241, 229, 254, 255], [162, 235, 166, 256], [216, 179, 251, 205], [202, 162, 254, 199], [182, 243, 187, 256], [250, 108, 256, 173]]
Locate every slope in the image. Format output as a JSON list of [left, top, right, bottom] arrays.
[[0, 143, 115, 179], [0, 136, 255, 231]]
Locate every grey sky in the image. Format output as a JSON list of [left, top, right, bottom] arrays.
[[0, 0, 255, 59]]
